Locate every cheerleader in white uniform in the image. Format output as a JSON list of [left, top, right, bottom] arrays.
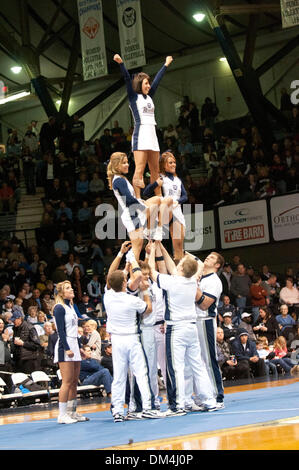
[[107, 152, 162, 261], [113, 53, 173, 199], [53, 280, 89, 424], [144, 152, 188, 261]]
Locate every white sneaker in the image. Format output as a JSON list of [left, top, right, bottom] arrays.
[[185, 402, 203, 412], [70, 412, 90, 422], [57, 414, 78, 424], [195, 404, 218, 412], [125, 411, 144, 421], [141, 409, 165, 419], [215, 402, 225, 410], [164, 408, 187, 417]]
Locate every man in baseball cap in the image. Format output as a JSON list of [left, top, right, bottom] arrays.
[[231, 328, 266, 378]]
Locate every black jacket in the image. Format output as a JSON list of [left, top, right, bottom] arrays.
[[12, 320, 41, 361]]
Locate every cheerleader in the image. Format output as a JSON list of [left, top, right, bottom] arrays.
[[53, 280, 89, 424], [144, 152, 188, 261], [107, 152, 162, 261], [113, 53, 173, 199]]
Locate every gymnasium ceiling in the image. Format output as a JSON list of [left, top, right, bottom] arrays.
[[0, 0, 294, 94]]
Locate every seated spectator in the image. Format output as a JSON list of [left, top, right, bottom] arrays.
[[76, 172, 89, 201], [73, 233, 89, 259], [87, 273, 102, 306], [230, 263, 251, 315], [99, 128, 113, 160], [239, 312, 256, 341], [163, 124, 178, 145], [0, 182, 15, 214], [218, 294, 238, 325], [231, 329, 266, 378], [26, 305, 38, 324], [276, 304, 296, 344], [89, 172, 105, 196], [261, 274, 280, 307], [82, 319, 102, 362], [270, 154, 287, 195], [79, 345, 112, 395], [101, 342, 113, 376], [40, 289, 55, 319], [34, 311, 47, 337], [111, 120, 126, 152], [77, 292, 97, 320], [252, 306, 279, 344], [256, 337, 278, 378], [261, 265, 272, 281], [270, 336, 293, 374], [65, 252, 79, 277], [290, 326, 299, 364], [54, 231, 70, 256], [71, 267, 89, 303], [216, 327, 250, 380], [48, 178, 63, 209], [279, 277, 299, 317], [77, 201, 92, 234], [90, 241, 104, 276], [250, 274, 269, 323], [56, 200, 73, 221], [221, 312, 239, 342]]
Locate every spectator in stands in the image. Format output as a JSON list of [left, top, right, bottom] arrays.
[[56, 200, 73, 222], [261, 274, 280, 307], [253, 306, 279, 345], [230, 263, 251, 315], [218, 294, 238, 325], [290, 106, 299, 133], [201, 97, 219, 131], [111, 120, 125, 152], [71, 266, 88, 303], [216, 327, 250, 380], [77, 292, 96, 321], [70, 114, 85, 148], [276, 304, 296, 343], [82, 319, 102, 362], [90, 241, 104, 276], [27, 305, 38, 324], [261, 265, 272, 281], [239, 312, 256, 341], [270, 154, 287, 194], [87, 273, 102, 306], [101, 342, 113, 376], [65, 253, 79, 277], [77, 201, 92, 234], [279, 277, 299, 316], [0, 318, 14, 392], [39, 116, 58, 155], [10, 310, 41, 374], [79, 345, 112, 395], [221, 312, 239, 342], [250, 274, 269, 323], [89, 172, 105, 197], [256, 337, 278, 378], [99, 128, 113, 160], [270, 336, 293, 374], [163, 124, 178, 146], [230, 255, 241, 273], [231, 329, 266, 378], [6, 170, 21, 205], [73, 233, 89, 259], [48, 178, 63, 209], [54, 232, 70, 256], [0, 182, 15, 214], [219, 263, 232, 297], [76, 172, 89, 202]]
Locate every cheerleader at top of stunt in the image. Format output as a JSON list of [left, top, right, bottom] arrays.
[[113, 53, 173, 199], [143, 152, 188, 261], [107, 152, 162, 261]]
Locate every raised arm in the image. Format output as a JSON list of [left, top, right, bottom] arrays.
[[113, 54, 135, 99], [149, 56, 173, 97], [106, 241, 132, 288], [158, 241, 177, 275]]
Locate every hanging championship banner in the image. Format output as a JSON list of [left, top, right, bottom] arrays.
[[280, 0, 299, 28], [77, 0, 107, 80], [116, 0, 146, 70]]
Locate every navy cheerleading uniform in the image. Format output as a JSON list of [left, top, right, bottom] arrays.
[[119, 62, 167, 152]]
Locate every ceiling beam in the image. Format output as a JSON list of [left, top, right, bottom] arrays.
[[256, 33, 299, 77], [219, 4, 281, 15], [38, 20, 74, 54], [37, 0, 67, 53], [59, 26, 80, 116]]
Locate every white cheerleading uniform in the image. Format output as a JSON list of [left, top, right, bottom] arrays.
[[53, 301, 81, 363], [119, 62, 168, 152], [104, 287, 154, 415], [152, 280, 167, 387], [157, 273, 216, 411], [185, 272, 224, 406], [112, 175, 147, 233]]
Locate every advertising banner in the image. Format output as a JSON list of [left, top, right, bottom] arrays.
[[270, 193, 299, 241], [184, 210, 216, 253], [280, 0, 299, 28], [219, 200, 269, 249]]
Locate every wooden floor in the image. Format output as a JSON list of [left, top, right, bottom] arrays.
[[1, 378, 299, 450]]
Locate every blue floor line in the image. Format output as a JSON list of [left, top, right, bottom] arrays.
[[1, 382, 299, 450]]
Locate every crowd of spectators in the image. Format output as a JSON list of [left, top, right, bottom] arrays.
[[0, 89, 298, 398]]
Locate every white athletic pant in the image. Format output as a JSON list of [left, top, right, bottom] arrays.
[[166, 323, 216, 411], [154, 324, 166, 385], [111, 333, 152, 415], [128, 326, 159, 411], [185, 317, 223, 406]]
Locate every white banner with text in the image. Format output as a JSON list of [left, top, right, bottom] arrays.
[[270, 193, 299, 241]]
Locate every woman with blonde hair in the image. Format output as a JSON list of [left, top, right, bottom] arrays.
[[144, 152, 188, 261], [113, 53, 173, 199], [107, 152, 162, 260], [269, 336, 293, 374], [53, 280, 89, 424]]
